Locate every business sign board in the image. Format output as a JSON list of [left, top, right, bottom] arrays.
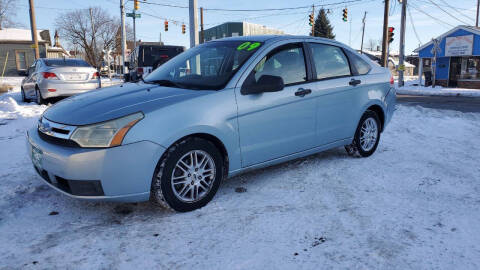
[[445, 35, 473, 56]]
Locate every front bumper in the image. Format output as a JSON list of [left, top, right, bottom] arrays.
[[39, 80, 99, 99], [27, 128, 165, 202]]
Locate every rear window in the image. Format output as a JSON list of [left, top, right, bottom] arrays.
[[44, 59, 91, 67], [140, 46, 185, 67], [346, 51, 372, 75]]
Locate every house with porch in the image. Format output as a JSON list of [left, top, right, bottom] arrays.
[[414, 25, 480, 89]]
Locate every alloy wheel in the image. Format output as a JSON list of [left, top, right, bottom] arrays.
[[359, 117, 378, 152], [170, 150, 216, 203]]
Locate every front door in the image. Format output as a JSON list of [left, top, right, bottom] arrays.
[[236, 42, 317, 167]]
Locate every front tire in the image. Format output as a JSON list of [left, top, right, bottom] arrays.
[[151, 137, 224, 212], [345, 110, 381, 157]]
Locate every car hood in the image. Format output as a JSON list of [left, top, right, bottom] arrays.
[[43, 82, 211, 125]]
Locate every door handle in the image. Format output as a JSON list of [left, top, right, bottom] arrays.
[[295, 88, 312, 97], [349, 78, 361, 86]]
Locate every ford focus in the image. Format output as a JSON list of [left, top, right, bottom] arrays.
[[27, 36, 396, 212]]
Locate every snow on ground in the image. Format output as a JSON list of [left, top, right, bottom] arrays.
[[396, 79, 480, 97], [1, 90, 480, 269]]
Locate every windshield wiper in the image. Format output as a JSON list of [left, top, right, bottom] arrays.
[[145, 79, 184, 89]]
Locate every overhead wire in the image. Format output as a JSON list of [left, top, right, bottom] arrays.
[[425, 0, 472, 25]]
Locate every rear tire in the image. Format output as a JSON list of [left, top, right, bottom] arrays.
[[345, 110, 381, 157], [35, 88, 45, 105], [21, 88, 29, 102], [151, 137, 224, 212]]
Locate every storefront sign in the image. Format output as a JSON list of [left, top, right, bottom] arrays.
[[445, 35, 473, 56]]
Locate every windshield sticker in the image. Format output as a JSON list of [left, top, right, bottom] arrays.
[[237, 42, 261, 51]]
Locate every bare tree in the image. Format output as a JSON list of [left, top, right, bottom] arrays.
[[55, 7, 132, 67], [0, 0, 19, 29]]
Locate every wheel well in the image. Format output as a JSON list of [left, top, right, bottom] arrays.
[[174, 133, 229, 177], [367, 105, 385, 132]]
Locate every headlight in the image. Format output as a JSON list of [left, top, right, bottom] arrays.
[[70, 112, 144, 148]]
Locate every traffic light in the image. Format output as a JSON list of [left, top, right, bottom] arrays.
[[308, 13, 314, 26], [342, 8, 348, 22], [388, 27, 395, 43], [134, 0, 139, 10], [164, 20, 168, 31], [182, 24, 186, 34]]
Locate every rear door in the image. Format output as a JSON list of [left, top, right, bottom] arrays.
[[23, 61, 38, 97], [307, 42, 364, 144]]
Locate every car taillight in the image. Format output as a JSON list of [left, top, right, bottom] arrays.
[[92, 72, 99, 79], [137, 67, 143, 75], [42, 72, 58, 79], [390, 75, 394, 85]]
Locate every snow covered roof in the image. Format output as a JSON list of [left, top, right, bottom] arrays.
[[0, 28, 49, 43], [414, 25, 480, 53]]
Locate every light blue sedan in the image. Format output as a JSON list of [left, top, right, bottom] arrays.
[[27, 36, 395, 212]]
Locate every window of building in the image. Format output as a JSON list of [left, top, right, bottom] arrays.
[[15, 51, 27, 70], [308, 43, 351, 80], [459, 57, 480, 80]]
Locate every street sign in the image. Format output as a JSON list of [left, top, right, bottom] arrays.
[[30, 44, 37, 49], [126, 13, 141, 18]]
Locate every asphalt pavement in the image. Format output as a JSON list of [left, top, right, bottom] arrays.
[[397, 95, 480, 113]]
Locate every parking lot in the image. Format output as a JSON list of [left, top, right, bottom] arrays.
[[1, 88, 480, 269]]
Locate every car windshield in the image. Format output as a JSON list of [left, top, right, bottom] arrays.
[[44, 59, 91, 67], [144, 40, 263, 90]]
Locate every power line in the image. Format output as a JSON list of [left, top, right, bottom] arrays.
[[407, 6, 422, 46], [425, 0, 472, 25], [138, 0, 369, 12], [408, 2, 455, 28], [437, 0, 476, 22]]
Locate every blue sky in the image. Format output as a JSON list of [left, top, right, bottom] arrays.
[[14, 0, 479, 54]]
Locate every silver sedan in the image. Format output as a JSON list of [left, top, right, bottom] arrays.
[[21, 58, 100, 104]]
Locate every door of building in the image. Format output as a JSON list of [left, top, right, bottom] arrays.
[[449, 57, 461, 87]]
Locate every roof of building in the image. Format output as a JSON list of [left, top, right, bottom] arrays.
[[414, 25, 480, 53], [0, 28, 49, 43]]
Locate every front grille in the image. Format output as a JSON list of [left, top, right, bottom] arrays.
[[38, 130, 80, 147], [34, 167, 104, 196]]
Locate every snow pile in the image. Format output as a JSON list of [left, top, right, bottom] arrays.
[[396, 79, 480, 97], [0, 92, 47, 121], [0, 77, 23, 93], [1, 95, 480, 268]]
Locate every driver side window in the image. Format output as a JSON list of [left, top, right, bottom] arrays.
[[248, 43, 307, 86]]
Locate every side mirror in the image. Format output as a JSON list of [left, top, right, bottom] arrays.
[[241, 75, 284, 95], [18, 70, 28, 76]]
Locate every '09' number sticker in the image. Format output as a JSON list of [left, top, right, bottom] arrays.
[[237, 42, 261, 51]]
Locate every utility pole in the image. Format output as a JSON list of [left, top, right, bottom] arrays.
[[476, 0, 479, 27], [398, 0, 407, 87], [89, 8, 101, 88], [431, 38, 441, 88], [311, 5, 315, 36], [28, 0, 39, 59], [381, 0, 390, 67], [133, 10, 137, 49], [200, 7, 204, 44], [349, 17, 352, 46], [360, 12, 367, 54], [120, 0, 127, 76], [189, 0, 199, 47]]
